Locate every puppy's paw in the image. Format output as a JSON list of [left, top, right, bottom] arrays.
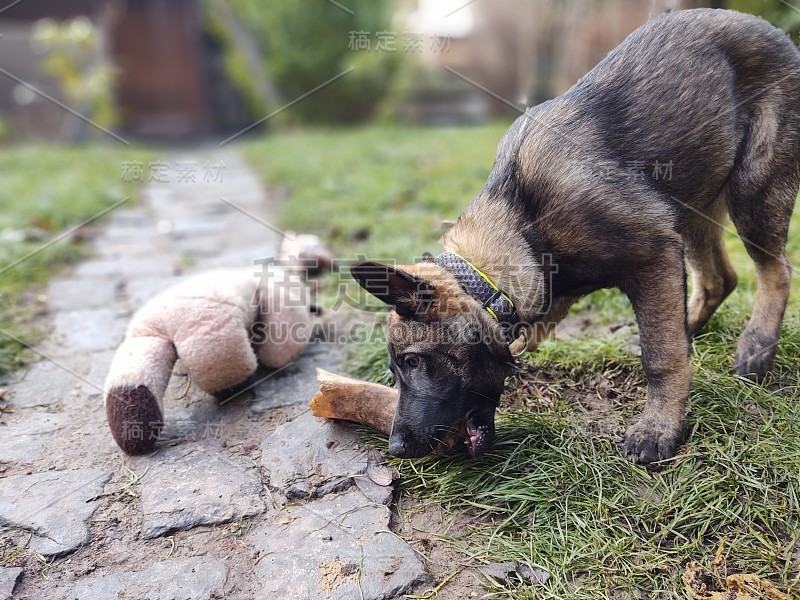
[[623, 418, 683, 466], [734, 331, 778, 383]]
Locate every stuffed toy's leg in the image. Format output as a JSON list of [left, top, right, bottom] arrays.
[[255, 301, 312, 369], [105, 336, 176, 454], [173, 314, 258, 395], [104, 268, 314, 454]]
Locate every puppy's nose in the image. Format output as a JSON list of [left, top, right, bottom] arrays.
[[388, 434, 409, 458]]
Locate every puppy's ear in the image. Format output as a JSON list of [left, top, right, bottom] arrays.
[[350, 261, 434, 317]]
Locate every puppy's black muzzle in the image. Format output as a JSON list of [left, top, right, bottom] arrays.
[[388, 402, 498, 458]]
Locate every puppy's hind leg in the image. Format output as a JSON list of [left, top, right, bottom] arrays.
[[728, 179, 796, 381], [684, 195, 738, 336], [727, 94, 799, 380]]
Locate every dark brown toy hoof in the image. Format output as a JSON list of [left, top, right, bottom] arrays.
[[105, 385, 163, 454]]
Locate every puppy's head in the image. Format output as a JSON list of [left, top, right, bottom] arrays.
[[351, 260, 512, 458]]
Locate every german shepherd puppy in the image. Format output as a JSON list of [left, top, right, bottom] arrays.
[[351, 9, 800, 465]]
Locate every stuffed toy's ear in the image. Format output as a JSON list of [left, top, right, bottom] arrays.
[[350, 261, 434, 318]]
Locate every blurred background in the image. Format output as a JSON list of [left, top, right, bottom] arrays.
[[0, 0, 796, 142], [0, 0, 798, 374]]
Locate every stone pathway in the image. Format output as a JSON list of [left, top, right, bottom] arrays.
[[0, 151, 431, 599]]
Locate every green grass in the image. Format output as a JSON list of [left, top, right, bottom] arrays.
[[0, 144, 150, 376], [243, 124, 800, 598], [242, 124, 507, 260]]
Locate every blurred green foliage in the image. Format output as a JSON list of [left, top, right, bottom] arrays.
[[208, 0, 401, 124], [32, 17, 118, 134], [725, 0, 800, 40]]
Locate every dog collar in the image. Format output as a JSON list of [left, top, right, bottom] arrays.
[[435, 251, 519, 340]]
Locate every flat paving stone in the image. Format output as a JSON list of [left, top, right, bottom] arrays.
[[252, 489, 429, 600], [6, 360, 80, 408], [94, 226, 159, 244], [0, 468, 111, 556], [0, 567, 22, 600], [173, 234, 227, 258], [168, 217, 225, 239], [141, 186, 177, 206], [0, 411, 69, 463], [202, 247, 281, 270], [150, 370, 233, 445], [73, 258, 176, 280], [260, 411, 368, 501], [94, 239, 165, 260], [46, 278, 120, 311], [138, 444, 266, 539], [159, 376, 221, 433], [50, 308, 128, 353], [66, 556, 228, 600], [124, 276, 188, 306], [106, 208, 151, 227], [80, 350, 116, 397], [249, 343, 342, 413]]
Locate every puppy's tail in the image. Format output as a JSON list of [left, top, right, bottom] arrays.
[[104, 336, 176, 454]]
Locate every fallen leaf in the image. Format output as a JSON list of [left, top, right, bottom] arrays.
[[683, 561, 790, 600], [275, 514, 299, 525], [365, 447, 398, 486]]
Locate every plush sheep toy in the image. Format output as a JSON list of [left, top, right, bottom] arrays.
[[104, 267, 312, 454]]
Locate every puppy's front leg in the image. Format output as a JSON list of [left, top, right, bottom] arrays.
[[623, 250, 691, 465], [509, 296, 576, 355]]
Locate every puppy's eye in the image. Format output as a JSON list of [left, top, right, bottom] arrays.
[[404, 354, 421, 369]]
